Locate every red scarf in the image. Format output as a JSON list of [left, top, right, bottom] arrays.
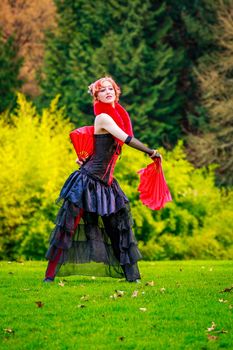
[[93, 101, 134, 145]]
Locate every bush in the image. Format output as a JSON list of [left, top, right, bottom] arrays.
[[115, 141, 233, 260], [0, 94, 75, 259], [0, 96, 232, 260]]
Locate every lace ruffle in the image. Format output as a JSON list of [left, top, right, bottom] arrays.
[[45, 169, 142, 280]]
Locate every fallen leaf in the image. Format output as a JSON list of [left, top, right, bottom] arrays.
[[139, 307, 147, 312], [207, 321, 216, 332], [110, 294, 117, 299], [132, 290, 138, 298], [35, 301, 44, 308], [160, 287, 166, 293], [58, 280, 65, 287], [118, 336, 125, 341], [213, 329, 228, 334], [110, 290, 125, 299], [207, 334, 218, 341], [4, 328, 14, 334], [80, 295, 89, 301], [219, 285, 233, 293], [145, 281, 155, 286], [115, 290, 125, 297], [219, 299, 228, 303]]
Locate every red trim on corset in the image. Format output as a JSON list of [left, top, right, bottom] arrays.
[[101, 143, 121, 185], [108, 154, 118, 185]]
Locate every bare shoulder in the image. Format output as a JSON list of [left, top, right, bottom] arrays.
[[94, 113, 113, 134], [95, 113, 111, 120], [95, 113, 113, 125]]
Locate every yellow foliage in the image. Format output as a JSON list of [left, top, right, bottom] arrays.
[[0, 95, 232, 260], [0, 94, 76, 258], [115, 141, 233, 260]]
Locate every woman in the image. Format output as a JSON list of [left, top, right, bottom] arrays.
[[44, 76, 160, 283]]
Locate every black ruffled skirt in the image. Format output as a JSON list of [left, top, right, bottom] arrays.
[[45, 168, 142, 281]]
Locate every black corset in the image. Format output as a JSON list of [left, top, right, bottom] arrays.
[[82, 134, 121, 185]]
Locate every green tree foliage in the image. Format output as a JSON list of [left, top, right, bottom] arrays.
[[0, 34, 22, 113], [39, 0, 218, 147], [0, 96, 232, 261], [39, 0, 104, 124], [165, 0, 219, 133], [89, 2, 185, 146]]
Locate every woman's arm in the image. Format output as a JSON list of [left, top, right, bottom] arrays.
[[95, 113, 159, 157]]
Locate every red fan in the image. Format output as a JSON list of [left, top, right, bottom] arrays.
[[137, 157, 172, 210], [69, 126, 94, 161]]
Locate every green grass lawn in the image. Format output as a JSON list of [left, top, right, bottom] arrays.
[[0, 260, 232, 350]]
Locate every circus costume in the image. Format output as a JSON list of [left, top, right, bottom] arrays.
[[44, 101, 142, 282]]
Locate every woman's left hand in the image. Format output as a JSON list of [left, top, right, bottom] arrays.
[[76, 158, 83, 166], [150, 150, 162, 160]]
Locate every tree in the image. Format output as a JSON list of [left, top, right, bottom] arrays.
[[39, 0, 116, 125], [0, 0, 56, 96], [165, 0, 219, 134], [187, 0, 233, 186], [0, 34, 22, 113], [40, 0, 218, 147], [89, 2, 186, 146]]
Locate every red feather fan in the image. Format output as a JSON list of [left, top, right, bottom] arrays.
[[137, 157, 172, 210], [69, 126, 94, 161]]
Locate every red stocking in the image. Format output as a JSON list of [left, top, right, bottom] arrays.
[[45, 209, 84, 279]]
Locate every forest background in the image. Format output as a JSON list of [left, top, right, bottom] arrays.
[[0, 0, 232, 261]]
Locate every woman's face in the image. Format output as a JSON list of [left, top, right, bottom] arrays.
[[97, 80, 116, 105]]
